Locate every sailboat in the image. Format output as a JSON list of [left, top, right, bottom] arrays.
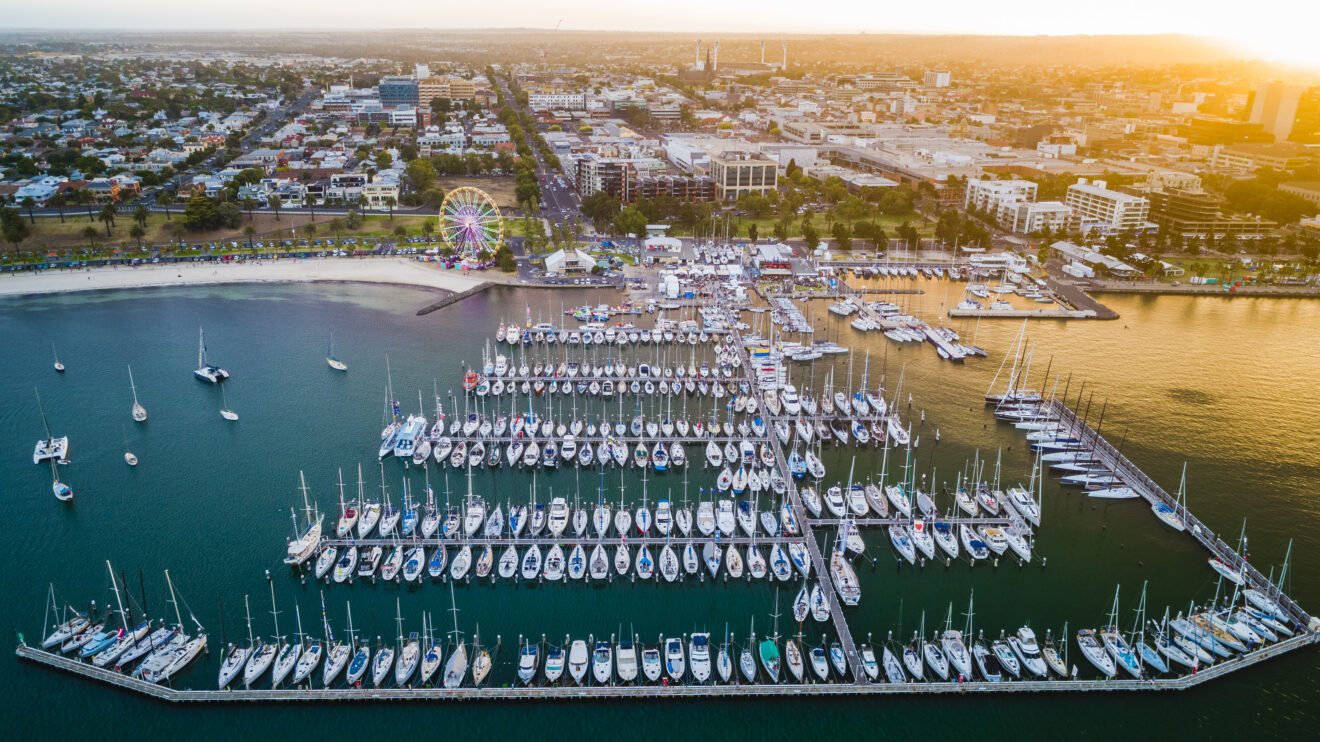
[[194, 328, 230, 382], [326, 334, 348, 372], [52, 342, 65, 372], [128, 365, 148, 422], [442, 583, 468, 688], [32, 386, 69, 465], [50, 457, 72, 503], [219, 384, 239, 421], [1152, 463, 1188, 532]]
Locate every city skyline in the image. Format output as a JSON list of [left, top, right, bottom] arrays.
[[3, 1, 1318, 68]]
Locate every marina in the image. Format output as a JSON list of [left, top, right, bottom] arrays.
[[6, 272, 1318, 717], [15, 279, 1317, 703]]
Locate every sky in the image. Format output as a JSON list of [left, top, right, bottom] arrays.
[[5, 0, 1318, 67]]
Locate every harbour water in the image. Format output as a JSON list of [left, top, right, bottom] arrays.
[[2, 280, 1318, 737]]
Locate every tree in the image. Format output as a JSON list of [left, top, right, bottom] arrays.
[[772, 220, 789, 243], [494, 243, 517, 272], [82, 225, 99, 248], [304, 192, 318, 221], [422, 219, 436, 239], [614, 206, 648, 237], [241, 197, 258, 222], [20, 196, 36, 224], [393, 224, 407, 241], [345, 210, 362, 230], [385, 196, 396, 221], [171, 222, 187, 249], [183, 195, 221, 231], [748, 223, 759, 243], [406, 158, 437, 193], [329, 217, 345, 242], [832, 222, 852, 251], [375, 151, 393, 170], [802, 221, 819, 250], [157, 189, 173, 220], [129, 223, 146, 248], [49, 193, 66, 223], [98, 203, 117, 237], [269, 194, 282, 222], [243, 225, 256, 249], [1, 208, 30, 254]]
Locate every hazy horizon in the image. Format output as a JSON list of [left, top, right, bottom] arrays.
[[2, 0, 1316, 67]]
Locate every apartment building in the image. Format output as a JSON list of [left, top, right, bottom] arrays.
[[528, 92, 587, 110], [1064, 179, 1150, 233]]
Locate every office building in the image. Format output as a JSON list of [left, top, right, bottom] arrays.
[[378, 77, 419, 108], [1064, 179, 1150, 233], [1148, 188, 1276, 240], [1212, 142, 1318, 172], [924, 70, 952, 88], [708, 150, 777, 202]]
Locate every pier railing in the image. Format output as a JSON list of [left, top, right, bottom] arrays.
[[1044, 399, 1312, 629]]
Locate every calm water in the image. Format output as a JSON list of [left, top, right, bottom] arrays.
[[2, 280, 1319, 738]]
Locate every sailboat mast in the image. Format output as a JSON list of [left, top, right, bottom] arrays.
[[165, 569, 183, 630]]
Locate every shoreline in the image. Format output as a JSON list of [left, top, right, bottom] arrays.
[[0, 257, 496, 299]]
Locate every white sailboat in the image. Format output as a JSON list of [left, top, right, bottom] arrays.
[[219, 384, 238, 421], [128, 365, 148, 422]]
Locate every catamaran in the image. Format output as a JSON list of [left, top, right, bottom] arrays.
[[194, 328, 230, 383]]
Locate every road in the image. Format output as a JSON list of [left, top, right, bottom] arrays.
[[492, 76, 583, 234]]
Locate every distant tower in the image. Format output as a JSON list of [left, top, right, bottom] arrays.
[[695, 39, 701, 69], [782, 41, 787, 71], [713, 41, 719, 72], [761, 41, 765, 65]]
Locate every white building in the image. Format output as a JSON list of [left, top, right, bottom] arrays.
[[965, 179, 1037, 212], [1064, 179, 1150, 233], [528, 93, 587, 110], [544, 248, 597, 275], [924, 70, 951, 88], [1003, 201, 1072, 234]]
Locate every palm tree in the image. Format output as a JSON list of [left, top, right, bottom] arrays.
[[243, 225, 256, 250], [82, 225, 98, 249], [20, 196, 36, 224], [134, 204, 150, 228], [157, 189, 173, 220], [393, 224, 407, 242], [98, 203, 117, 237], [385, 196, 396, 221], [329, 217, 345, 243], [269, 194, 282, 222], [303, 192, 317, 222], [355, 195, 368, 213], [129, 224, 146, 248], [241, 196, 258, 222], [49, 193, 66, 223], [171, 222, 187, 250]]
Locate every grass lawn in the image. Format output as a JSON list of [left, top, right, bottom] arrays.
[[8, 212, 446, 255], [710, 211, 935, 243], [435, 175, 517, 210]]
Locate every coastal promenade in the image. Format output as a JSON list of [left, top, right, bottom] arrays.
[[0, 257, 495, 299]]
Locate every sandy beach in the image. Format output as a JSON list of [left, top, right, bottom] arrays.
[[0, 257, 498, 298]]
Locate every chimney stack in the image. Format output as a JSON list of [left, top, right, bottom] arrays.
[[695, 40, 701, 69], [782, 41, 787, 70], [713, 41, 719, 72]]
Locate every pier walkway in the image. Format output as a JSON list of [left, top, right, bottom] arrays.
[[1044, 399, 1314, 629], [20, 631, 1317, 700]]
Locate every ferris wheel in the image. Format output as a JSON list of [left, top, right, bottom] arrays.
[[438, 187, 503, 260]]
